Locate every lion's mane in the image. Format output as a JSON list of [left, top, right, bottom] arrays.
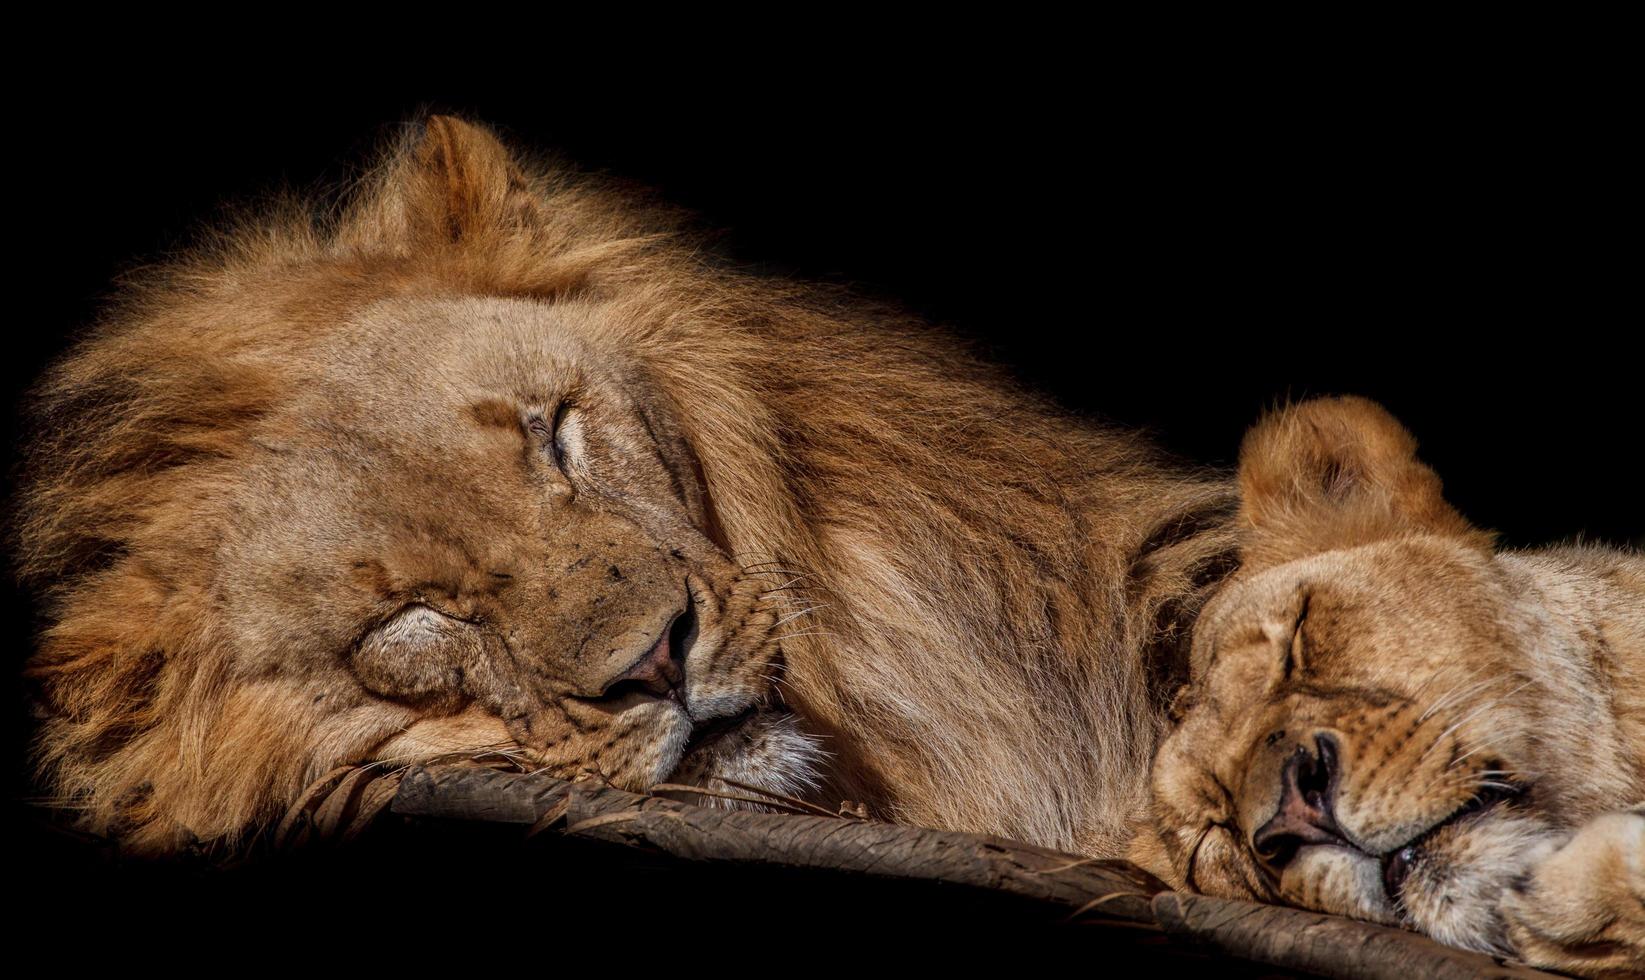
[[16, 117, 1237, 854]]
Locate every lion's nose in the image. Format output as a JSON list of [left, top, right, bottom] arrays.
[[601, 604, 693, 702], [1252, 734, 1347, 869]]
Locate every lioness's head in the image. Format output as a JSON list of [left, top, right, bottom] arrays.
[[17, 117, 817, 854], [1132, 396, 1643, 954]]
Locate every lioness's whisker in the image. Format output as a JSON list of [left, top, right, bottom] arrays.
[[1418, 682, 1534, 762], [1444, 766, 1532, 785], [1428, 769, 1532, 799], [1417, 676, 1499, 724]]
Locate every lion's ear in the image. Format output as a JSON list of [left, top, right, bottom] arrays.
[[1236, 396, 1492, 570], [342, 115, 542, 252]]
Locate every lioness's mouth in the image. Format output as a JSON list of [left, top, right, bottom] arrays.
[[1381, 780, 1525, 904]]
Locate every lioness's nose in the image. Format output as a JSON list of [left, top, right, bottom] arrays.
[[601, 604, 693, 702], [1252, 734, 1347, 869]]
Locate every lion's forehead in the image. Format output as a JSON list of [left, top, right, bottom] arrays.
[[294, 295, 647, 424]]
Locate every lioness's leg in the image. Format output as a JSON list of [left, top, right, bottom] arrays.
[[1501, 807, 1644, 977]]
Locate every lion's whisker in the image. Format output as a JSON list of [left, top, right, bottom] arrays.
[[740, 559, 807, 573], [772, 605, 828, 630]]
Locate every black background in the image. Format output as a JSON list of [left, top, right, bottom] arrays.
[[10, 73, 1638, 553], [6, 47, 1640, 934]]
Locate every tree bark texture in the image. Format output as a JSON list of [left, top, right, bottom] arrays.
[[272, 763, 1559, 980]]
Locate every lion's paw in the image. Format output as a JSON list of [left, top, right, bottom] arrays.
[[1501, 808, 1644, 978]]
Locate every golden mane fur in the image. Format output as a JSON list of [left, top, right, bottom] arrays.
[[16, 116, 1237, 855]]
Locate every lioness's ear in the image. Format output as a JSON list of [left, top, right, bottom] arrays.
[[343, 115, 542, 251], [1237, 396, 1492, 570]]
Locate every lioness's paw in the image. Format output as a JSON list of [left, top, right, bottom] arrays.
[[1501, 809, 1644, 978]]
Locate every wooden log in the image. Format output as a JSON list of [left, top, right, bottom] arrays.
[[391, 764, 1163, 925], [1152, 893, 1555, 980], [379, 764, 1561, 979]]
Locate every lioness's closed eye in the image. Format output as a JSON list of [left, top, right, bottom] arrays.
[[1130, 396, 1644, 979]]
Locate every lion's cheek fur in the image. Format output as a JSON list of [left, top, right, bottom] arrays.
[[363, 707, 514, 769], [43, 678, 421, 855], [377, 705, 693, 791], [671, 710, 824, 805]]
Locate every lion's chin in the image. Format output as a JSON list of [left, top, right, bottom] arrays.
[[363, 703, 822, 806], [667, 708, 824, 805]]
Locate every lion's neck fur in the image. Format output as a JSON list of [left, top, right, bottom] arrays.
[[635, 301, 1240, 852]]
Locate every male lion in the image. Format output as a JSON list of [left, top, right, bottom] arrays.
[[16, 116, 1236, 856], [1131, 396, 1644, 977]]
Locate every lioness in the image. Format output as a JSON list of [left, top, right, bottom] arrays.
[[17, 116, 1236, 856], [1132, 396, 1643, 977]]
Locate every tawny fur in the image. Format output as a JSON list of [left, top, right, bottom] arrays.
[[15, 116, 1237, 856], [1132, 397, 1645, 978]]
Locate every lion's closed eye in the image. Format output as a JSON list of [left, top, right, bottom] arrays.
[[526, 400, 581, 476]]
